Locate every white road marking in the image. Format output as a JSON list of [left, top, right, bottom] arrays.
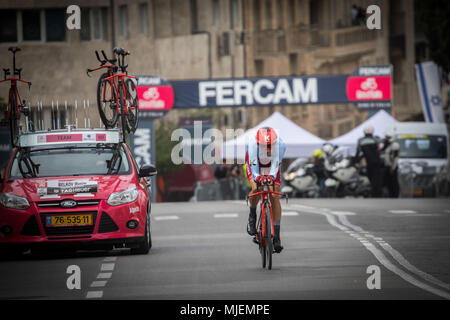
[[338, 214, 450, 292], [86, 291, 103, 299], [90, 281, 107, 288], [97, 273, 112, 279], [103, 256, 117, 262], [330, 211, 356, 216], [293, 204, 450, 300], [154, 215, 179, 221], [214, 213, 239, 218], [282, 211, 299, 216], [389, 210, 417, 214], [101, 263, 115, 272]]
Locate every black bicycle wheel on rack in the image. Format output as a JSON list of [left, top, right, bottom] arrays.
[[118, 85, 128, 142], [124, 78, 139, 133], [97, 72, 118, 128], [9, 90, 19, 147]]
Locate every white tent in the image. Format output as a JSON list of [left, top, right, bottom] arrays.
[[329, 110, 398, 153], [221, 111, 326, 160]]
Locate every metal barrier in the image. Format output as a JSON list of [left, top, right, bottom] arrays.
[[193, 178, 248, 201]]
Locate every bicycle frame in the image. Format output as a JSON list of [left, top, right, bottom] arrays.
[[102, 72, 136, 116], [0, 78, 30, 119], [248, 186, 286, 245]]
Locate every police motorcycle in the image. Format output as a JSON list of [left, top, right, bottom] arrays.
[[323, 148, 371, 198], [281, 158, 319, 198]]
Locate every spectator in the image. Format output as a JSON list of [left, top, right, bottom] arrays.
[[311, 149, 326, 197], [214, 160, 229, 180], [351, 5, 358, 25], [357, 6, 366, 25]]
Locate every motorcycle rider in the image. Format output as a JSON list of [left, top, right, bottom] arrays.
[[311, 149, 326, 197], [322, 143, 346, 170], [381, 130, 400, 197], [246, 127, 286, 253], [355, 125, 382, 197]]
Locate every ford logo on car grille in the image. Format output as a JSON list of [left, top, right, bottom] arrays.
[[60, 200, 77, 208]]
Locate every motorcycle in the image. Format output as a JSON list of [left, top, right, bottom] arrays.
[[324, 156, 371, 197], [281, 158, 319, 198]]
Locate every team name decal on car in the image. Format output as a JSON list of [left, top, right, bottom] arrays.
[[130, 207, 140, 214]]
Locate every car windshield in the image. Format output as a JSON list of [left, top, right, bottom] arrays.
[[397, 135, 447, 159], [9, 145, 131, 179]]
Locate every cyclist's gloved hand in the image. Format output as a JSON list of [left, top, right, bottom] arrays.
[[267, 175, 275, 185], [255, 176, 264, 185]]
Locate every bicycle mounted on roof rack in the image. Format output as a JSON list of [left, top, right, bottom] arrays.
[[87, 48, 139, 144], [0, 47, 32, 147]]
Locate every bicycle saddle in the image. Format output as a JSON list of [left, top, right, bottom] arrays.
[[8, 46, 21, 53]]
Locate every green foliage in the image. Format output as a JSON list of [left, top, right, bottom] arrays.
[[155, 119, 184, 178], [415, 0, 450, 72]]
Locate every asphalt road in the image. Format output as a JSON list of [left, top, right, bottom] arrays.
[[0, 198, 449, 300]]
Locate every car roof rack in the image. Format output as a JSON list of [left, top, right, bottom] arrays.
[[18, 126, 120, 148]]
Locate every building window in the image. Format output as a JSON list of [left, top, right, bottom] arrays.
[[22, 10, 42, 41], [119, 5, 128, 38], [276, 0, 282, 29], [265, 0, 272, 29], [80, 8, 107, 41], [231, 0, 239, 29], [1, 9, 69, 43], [289, 53, 298, 75], [190, 0, 198, 33], [0, 10, 18, 42], [288, 0, 295, 26], [45, 9, 66, 41], [254, 0, 261, 30], [297, 0, 302, 24], [255, 59, 264, 76], [139, 3, 149, 35], [212, 0, 220, 27]]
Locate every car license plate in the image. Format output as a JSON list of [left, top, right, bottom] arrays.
[[46, 214, 93, 227]]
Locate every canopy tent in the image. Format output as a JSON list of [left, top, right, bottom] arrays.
[[329, 110, 398, 154], [221, 111, 326, 160]]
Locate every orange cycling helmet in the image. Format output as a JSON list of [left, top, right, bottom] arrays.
[[256, 127, 277, 147]]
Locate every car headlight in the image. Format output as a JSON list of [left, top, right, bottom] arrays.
[[0, 193, 30, 210], [107, 187, 139, 206]]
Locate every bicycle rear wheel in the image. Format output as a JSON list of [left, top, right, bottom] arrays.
[[124, 78, 139, 133], [97, 72, 118, 128], [264, 202, 273, 270], [9, 89, 19, 147]]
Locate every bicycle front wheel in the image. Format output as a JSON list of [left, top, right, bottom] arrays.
[[8, 90, 19, 147], [97, 72, 118, 128], [264, 202, 273, 270]]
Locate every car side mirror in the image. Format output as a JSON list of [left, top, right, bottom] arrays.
[[139, 164, 157, 178]]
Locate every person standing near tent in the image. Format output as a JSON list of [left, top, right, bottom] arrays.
[[355, 125, 383, 197], [246, 127, 286, 253], [381, 130, 400, 197]]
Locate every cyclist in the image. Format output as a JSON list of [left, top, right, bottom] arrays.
[[245, 127, 286, 253]]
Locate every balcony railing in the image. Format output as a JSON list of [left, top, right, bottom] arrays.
[[254, 25, 379, 55]]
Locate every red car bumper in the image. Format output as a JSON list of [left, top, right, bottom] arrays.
[[0, 198, 147, 248]]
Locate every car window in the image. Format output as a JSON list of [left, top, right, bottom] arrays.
[[9, 145, 131, 179], [398, 135, 447, 159]]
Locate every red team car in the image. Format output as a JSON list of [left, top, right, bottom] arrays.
[[0, 129, 156, 255]]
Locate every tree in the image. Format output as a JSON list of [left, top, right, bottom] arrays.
[[415, 0, 450, 72], [155, 119, 184, 201]]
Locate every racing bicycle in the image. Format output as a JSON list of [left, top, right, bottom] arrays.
[[248, 177, 287, 270], [87, 48, 139, 137], [0, 47, 32, 146]]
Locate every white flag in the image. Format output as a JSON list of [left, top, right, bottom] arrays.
[[415, 61, 445, 123]]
